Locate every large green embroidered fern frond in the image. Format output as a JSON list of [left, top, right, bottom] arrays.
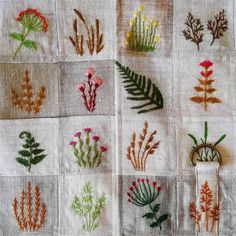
[[115, 61, 163, 114]]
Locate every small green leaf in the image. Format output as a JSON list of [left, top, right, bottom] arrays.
[[31, 143, 40, 148], [153, 204, 160, 212], [32, 149, 44, 155], [214, 134, 226, 146], [9, 32, 23, 41], [188, 134, 198, 146], [142, 212, 154, 219], [22, 144, 30, 148], [31, 155, 46, 165], [18, 150, 31, 157], [23, 40, 37, 50], [28, 137, 35, 144], [150, 214, 168, 229], [150, 221, 159, 228], [16, 157, 29, 166]]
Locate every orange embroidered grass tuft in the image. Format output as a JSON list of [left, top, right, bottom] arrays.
[[12, 181, 46, 232], [126, 121, 160, 172], [10, 70, 46, 114], [189, 202, 201, 232]]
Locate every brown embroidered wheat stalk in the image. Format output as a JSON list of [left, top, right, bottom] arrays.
[[11, 70, 46, 114], [126, 121, 160, 172], [12, 182, 46, 232]]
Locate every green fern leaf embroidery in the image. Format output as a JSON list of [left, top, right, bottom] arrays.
[[115, 61, 163, 114]]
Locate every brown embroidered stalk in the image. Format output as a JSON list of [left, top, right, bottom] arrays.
[[182, 12, 204, 51], [189, 181, 219, 232], [126, 121, 160, 172], [12, 182, 46, 232], [10, 70, 46, 114], [207, 10, 228, 46], [190, 60, 221, 111]]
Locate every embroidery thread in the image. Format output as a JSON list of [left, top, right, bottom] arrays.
[[72, 181, 106, 232], [127, 179, 168, 230], [127, 121, 160, 171], [11, 70, 46, 114], [69, 128, 108, 168], [125, 5, 160, 52], [188, 121, 226, 162], [76, 67, 103, 113], [182, 12, 204, 51], [189, 180, 219, 232], [190, 60, 222, 111], [69, 9, 104, 56], [115, 61, 163, 114], [207, 10, 228, 46], [12, 182, 46, 232], [16, 131, 47, 172], [10, 8, 48, 60]]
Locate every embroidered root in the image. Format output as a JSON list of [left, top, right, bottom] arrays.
[[11, 70, 46, 114], [126, 121, 160, 172], [12, 182, 46, 232]]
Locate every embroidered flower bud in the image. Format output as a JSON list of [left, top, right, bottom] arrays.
[[77, 83, 85, 92], [141, 179, 145, 183], [92, 136, 100, 141], [69, 141, 77, 146], [126, 32, 131, 38], [152, 181, 157, 187], [137, 179, 140, 182], [128, 199, 131, 202], [129, 19, 134, 26], [127, 192, 131, 197], [199, 60, 213, 69], [133, 11, 138, 17], [145, 23, 150, 30], [74, 131, 81, 138], [142, 16, 146, 22], [157, 186, 161, 192], [129, 186, 133, 191], [132, 181, 136, 187], [200, 70, 213, 78], [139, 5, 144, 12], [100, 146, 108, 152], [154, 35, 160, 43], [125, 40, 129, 46], [84, 128, 91, 133], [93, 77, 103, 87], [85, 67, 95, 78], [153, 20, 159, 27], [146, 179, 149, 183]]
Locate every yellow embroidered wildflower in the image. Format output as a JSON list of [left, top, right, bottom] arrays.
[[145, 24, 150, 30], [125, 40, 129, 46], [129, 19, 134, 26], [142, 16, 146, 22], [153, 20, 159, 27], [134, 11, 138, 17], [139, 4, 144, 12], [154, 35, 160, 42], [150, 18, 155, 24], [126, 32, 131, 38]]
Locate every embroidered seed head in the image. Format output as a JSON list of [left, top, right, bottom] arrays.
[[92, 136, 100, 141], [93, 77, 103, 87], [69, 141, 77, 146], [100, 146, 108, 152], [77, 83, 85, 92], [74, 131, 81, 138], [84, 128, 91, 133], [199, 60, 213, 69], [85, 67, 95, 78]]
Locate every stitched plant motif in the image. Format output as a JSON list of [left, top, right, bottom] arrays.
[[190, 60, 222, 111], [72, 181, 106, 232], [127, 179, 168, 230], [10, 8, 48, 60], [125, 4, 160, 52], [207, 10, 228, 46], [69, 9, 104, 56], [189, 180, 219, 232], [69, 128, 108, 168], [127, 121, 160, 172], [115, 61, 163, 114], [11, 70, 46, 114], [182, 12, 204, 51], [76, 67, 103, 113], [16, 131, 47, 172], [188, 121, 226, 162], [12, 181, 46, 232]]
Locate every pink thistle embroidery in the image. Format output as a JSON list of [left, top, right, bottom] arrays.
[[74, 131, 81, 138], [129, 186, 133, 191], [84, 128, 91, 133], [85, 67, 95, 77], [141, 179, 145, 183], [132, 181, 136, 187], [199, 60, 213, 69], [69, 141, 77, 146], [100, 146, 108, 152], [93, 77, 103, 87], [157, 186, 161, 192], [92, 136, 100, 141], [152, 181, 157, 187], [200, 70, 213, 78], [77, 83, 85, 92]]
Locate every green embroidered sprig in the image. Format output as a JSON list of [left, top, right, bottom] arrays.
[[127, 179, 168, 230], [72, 182, 106, 232], [188, 121, 226, 162], [16, 131, 47, 172], [115, 61, 163, 114]]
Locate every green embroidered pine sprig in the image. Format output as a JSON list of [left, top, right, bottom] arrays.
[[16, 131, 47, 172], [115, 61, 163, 114], [127, 179, 168, 230], [72, 182, 106, 232], [188, 121, 226, 162]]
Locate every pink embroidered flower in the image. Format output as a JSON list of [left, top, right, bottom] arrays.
[[146, 179, 149, 183], [129, 186, 133, 191], [141, 179, 145, 183], [200, 70, 213, 78], [152, 181, 157, 187], [93, 77, 103, 87], [69, 141, 77, 146], [199, 60, 213, 69], [132, 181, 136, 187], [157, 186, 161, 192], [85, 67, 95, 78], [74, 131, 81, 138], [100, 146, 107, 152], [77, 83, 85, 92], [84, 128, 91, 133], [92, 136, 100, 141]]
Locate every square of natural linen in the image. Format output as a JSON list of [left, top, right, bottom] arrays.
[[0, 63, 59, 119], [0, 118, 59, 176], [118, 115, 177, 176], [118, 175, 176, 236], [56, 0, 115, 61], [59, 60, 115, 116], [59, 174, 112, 236], [59, 115, 115, 175], [0, 0, 58, 63], [0, 176, 58, 236]]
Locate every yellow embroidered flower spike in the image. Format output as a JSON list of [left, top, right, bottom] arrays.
[[125, 5, 160, 52]]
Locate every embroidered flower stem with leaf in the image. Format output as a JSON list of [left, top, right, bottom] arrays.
[[125, 5, 160, 52], [182, 12, 204, 51], [72, 182, 106, 232], [115, 61, 163, 114], [190, 60, 222, 111], [11, 70, 46, 114], [10, 8, 48, 60], [188, 121, 226, 162], [12, 182, 46, 232], [69, 128, 107, 168], [127, 179, 168, 230], [189, 181, 219, 232], [76, 67, 103, 113], [127, 121, 160, 171], [16, 131, 47, 172]]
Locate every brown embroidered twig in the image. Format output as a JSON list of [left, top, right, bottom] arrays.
[[10, 70, 46, 114], [12, 182, 46, 232], [126, 121, 160, 172], [95, 19, 104, 53], [207, 10, 228, 46]]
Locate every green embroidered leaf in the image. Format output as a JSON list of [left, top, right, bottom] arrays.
[[31, 143, 40, 148], [31, 155, 46, 165], [18, 150, 31, 157], [150, 214, 168, 229], [153, 203, 160, 212], [16, 157, 29, 167], [188, 134, 198, 146], [9, 32, 23, 41], [28, 137, 35, 144], [214, 134, 226, 146], [22, 144, 30, 148], [142, 212, 155, 219], [31, 149, 44, 155], [115, 61, 163, 114], [23, 40, 37, 50]]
